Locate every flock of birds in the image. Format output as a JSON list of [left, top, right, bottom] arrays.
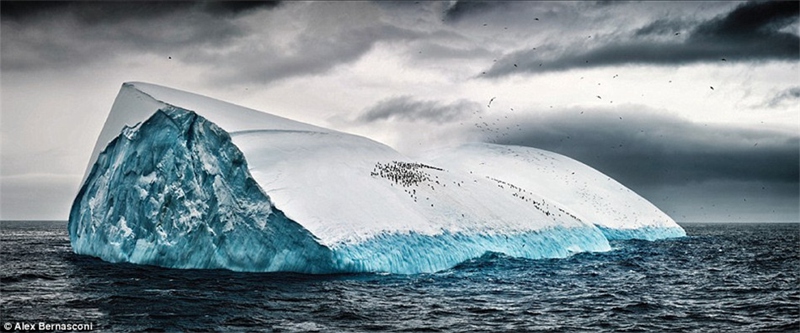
[[370, 161, 447, 204], [460, 21, 730, 145], [484, 175, 583, 222], [368, 156, 587, 223], [469, 101, 521, 143]]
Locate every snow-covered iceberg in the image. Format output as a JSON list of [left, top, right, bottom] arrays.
[[69, 82, 685, 274]]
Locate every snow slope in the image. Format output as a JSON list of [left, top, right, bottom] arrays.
[[69, 82, 684, 274], [422, 144, 685, 240]]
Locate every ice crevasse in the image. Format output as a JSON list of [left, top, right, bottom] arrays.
[[69, 82, 685, 274]]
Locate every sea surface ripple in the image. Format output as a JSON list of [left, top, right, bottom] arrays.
[[1, 221, 797, 332]]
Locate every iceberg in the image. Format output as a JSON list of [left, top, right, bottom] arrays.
[[69, 82, 685, 274]]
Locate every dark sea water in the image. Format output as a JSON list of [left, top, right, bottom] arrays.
[[1, 221, 798, 332]]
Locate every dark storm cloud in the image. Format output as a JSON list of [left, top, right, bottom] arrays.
[[442, 1, 512, 23], [357, 96, 481, 124], [594, 0, 630, 6], [634, 19, 688, 36], [0, 1, 72, 20], [2, 1, 256, 70], [202, 1, 281, 16], [488, 107, 799, 189], [1, 1, 190, 24], [1, 1, 423, 85], [0, 1, 279, 22], [0, 1, 279, 71], [766, 87, 800, 108], [693, 0, 797, 40], [485, 1, 799, 77]]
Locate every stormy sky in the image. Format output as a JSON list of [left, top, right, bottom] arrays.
[[1, 1, 798, 222]]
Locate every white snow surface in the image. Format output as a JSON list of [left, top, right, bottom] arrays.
[[73, 82, 684, 273], [422, 143, 678, 232], [83, 82, 328, 183]]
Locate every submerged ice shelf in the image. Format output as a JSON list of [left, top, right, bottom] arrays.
[[69, 82, 685, 274]]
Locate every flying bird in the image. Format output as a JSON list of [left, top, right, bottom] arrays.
[[596, 96, 602, 99], [710, 86, 714, 90], [488, 97, 496, 107], [721, 58, 727, 61], [535, 18, 539, 21]]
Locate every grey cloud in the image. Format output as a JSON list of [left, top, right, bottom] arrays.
[[485, 1, 799, 77], [692, 0, 798, 40], [0, 1, 279, 23], [1, 1, 256, 71], [442, 1, 512, 23], [358, 96, 481, 124], [1, 1, 418, 86], [594, 0, 631, 6], [634, 19, 688, 36], [767, 87, 800, 108], [413, 42, 493, 60], [206, 23, 423, 85], [0, 1, 74, 21], [643, 180, 799, 223], [484, 107, 799, 189], [202, 1, 281, 16]]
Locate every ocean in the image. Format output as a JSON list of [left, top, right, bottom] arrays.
[[1, 221, 797, 332]]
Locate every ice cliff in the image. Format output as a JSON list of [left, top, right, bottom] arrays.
[[69, 82, 685, 274]]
